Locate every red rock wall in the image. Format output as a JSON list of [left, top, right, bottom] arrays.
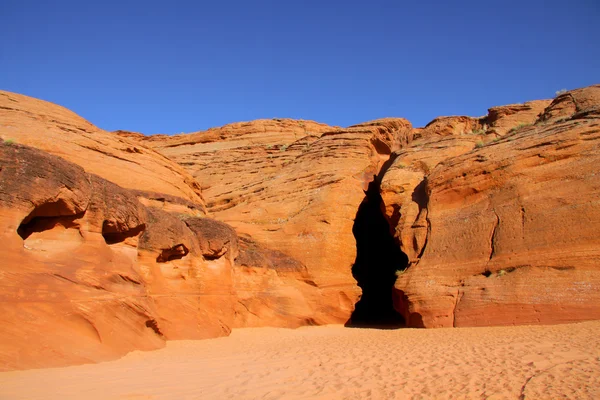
[[0, 143, 240, 370], [385, 85, 600, 327], [0, 140, 327, 370], [143, 117, 414, 324]]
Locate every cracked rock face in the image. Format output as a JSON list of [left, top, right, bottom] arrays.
[[384, 85, 600, 327]]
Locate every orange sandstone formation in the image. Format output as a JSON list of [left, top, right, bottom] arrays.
[[1, 85, 599, 371], [382, 85, 600, 327]]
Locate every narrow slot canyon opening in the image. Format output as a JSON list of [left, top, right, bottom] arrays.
[[346, 177, 408, 328]]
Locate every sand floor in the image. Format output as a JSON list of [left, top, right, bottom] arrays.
[[1, 321, 600, 399]]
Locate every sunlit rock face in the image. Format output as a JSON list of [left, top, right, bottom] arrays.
[[0, 142, 237, 370], [383, 85, 600, 327], [141, 117, 414, 324]]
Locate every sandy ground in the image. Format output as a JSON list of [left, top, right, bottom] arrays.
[[1, 321, 600, 400]]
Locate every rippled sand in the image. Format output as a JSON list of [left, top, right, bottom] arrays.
[[2, 321, 600, 399]]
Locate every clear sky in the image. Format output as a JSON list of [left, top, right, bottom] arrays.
[[1, 0, 599, 134]]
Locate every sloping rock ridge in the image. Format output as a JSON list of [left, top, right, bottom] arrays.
[[0, 90, 207, 214]]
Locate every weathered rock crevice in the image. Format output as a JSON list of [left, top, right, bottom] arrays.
[[410, 178, 431, 266], [156, 243, 189, 263], [488, 211, 500, 261], [145, 319, 164, 337], [101, 221, 146, 245]]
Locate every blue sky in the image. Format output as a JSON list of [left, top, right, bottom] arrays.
[[1, 0, 599, 134]]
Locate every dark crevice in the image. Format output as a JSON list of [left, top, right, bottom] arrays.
[[145, 319, 164, 337], [411, 178, 430, 262], [156, 244, 189, 263], [113, 274, 141, 285], [488, 211, 500, 261], [101, 221, 146, 245], [378, 153, 398, 179], [411, 179, 429, 210], [346, 174, 408, 328]]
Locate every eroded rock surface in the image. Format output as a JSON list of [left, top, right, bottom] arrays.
[[0, 90, 206, 212], [417, 99, 551, 140], [484, 99, 551, 136], [0, 143, 245, 370], [140, 117, 414, 324], [383, 86, 600, 327], [2, 85, 599, 371]]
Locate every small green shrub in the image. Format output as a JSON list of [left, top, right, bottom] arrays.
[[395, 268, 407, 277], [280, 144, 289, 151], [555, 89, 567, 97], [508, 123, 532, 134], [475, 140, 485, 148], [3, 138, 15, 145]]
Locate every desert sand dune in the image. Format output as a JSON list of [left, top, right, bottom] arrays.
[[1, 321, 599, 400]]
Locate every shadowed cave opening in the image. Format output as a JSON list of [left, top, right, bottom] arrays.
[[17, 201, 85, 240], [346, 177, 408, 328], [101, 221, 146, 245]]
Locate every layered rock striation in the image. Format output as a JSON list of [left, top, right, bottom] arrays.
[[0, 90, 206, 214], [382, 85, 600, 327], [140, 117, 414, 324]]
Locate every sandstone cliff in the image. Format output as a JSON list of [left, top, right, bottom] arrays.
[[0, 142, 227, 370], [1, 85, 599, 371], [382, 85, 600, 327], [0, 141, 326, 370], [138, 117, 413, 325]]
